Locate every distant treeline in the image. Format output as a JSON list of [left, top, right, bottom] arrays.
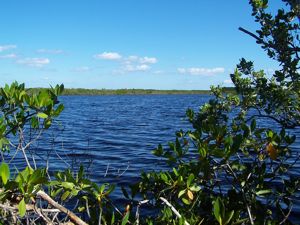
[[27, 87, 236, 95]]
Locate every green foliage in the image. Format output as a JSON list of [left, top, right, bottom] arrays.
[[0, 82, 130, 225], [18, 198, 26, 217], [134, 1, 300, 224], [0, 162, 9, 185], [213, 198, 234, 225], [0, 82, 64, 153]]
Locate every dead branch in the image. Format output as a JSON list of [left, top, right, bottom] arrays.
[[36, 190, 88, 225], [159, 197, 190, 225]]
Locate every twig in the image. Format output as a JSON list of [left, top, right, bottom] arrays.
[[18, 128, 32, 169], [226, 163, 254, 225], [36, 190, 88, 225], [0, 202, 60, 213], [34, 204, 53, 224], [98, 206, 102, 225], [135, 200, 149, 225], [159, 197, 190, 225], [279, 203, 293, 225]]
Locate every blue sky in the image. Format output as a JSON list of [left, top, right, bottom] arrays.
[[0, 1, 283, 90]]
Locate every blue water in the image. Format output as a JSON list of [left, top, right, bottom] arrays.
[[48, 95, 209, 179], [11, 95, 210, 183], [6, 94, 300, 221]]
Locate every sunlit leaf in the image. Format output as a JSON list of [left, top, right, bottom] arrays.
[[266, 143, 277, 160], [0, 162, 10, 185], [37, 112, 48, 119], [18, 198, 26, 217], [187, 190, 194, 200]]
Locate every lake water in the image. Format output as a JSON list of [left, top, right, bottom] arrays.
[[7, 94, 300, 221], [40, 95, 210, 182]]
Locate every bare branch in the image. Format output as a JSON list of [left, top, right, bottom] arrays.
[[36, 190, 88, 225], [160, 197, 190, 225]]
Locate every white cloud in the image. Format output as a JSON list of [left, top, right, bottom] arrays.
[[72, 66, 91, 72], [121, 55, 157, 73], [94, 52, 158, 73], [17, 57, 50, 67], [223, 79, 233, 84], [139, 57, 157, 64], [177, 67, 225, 76], [0, 53, 17, 59], [0, 45, 16, 52], [127, 55, 139, 62], [124, 64, 150, 72], [94, 52, 122, 60], [36, 49, 64, 54], [124, 55, 157, 64], [177, 68, 186, 74]]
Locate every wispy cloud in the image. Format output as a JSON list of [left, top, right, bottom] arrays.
[[72, 66, 91, 73], [16, 57, 50, 67], [94, 52, 158, 73], [153, 70, 164, 74], [223, 79, 233, 85], [121, 55, 157, 73], [177, 67, 225, 76], [139, 56, 157, 64], [124, 64, 150, 72], [125, 56, 157, 64], [0, 53, 17, 59], [0, 45, 17, 52], [36, 49, 64, 54], [94, 52, 122, 60]]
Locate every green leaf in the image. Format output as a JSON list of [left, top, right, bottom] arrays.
[[213, 198, 222, 225], [160, 173, 168, 183], [182, 197, 191, 205], [111, 212, 115, 225], [71, 189, 79, 196], [100, 184, 106, 193], [173, 167, 179, 176], [37, 112, 48, 119], [0, 162, 10, 185], [178, 189, 186, 198], [44, 118, 52, 129], [224, 210, 234, 225], [121, 212, 130, 225], [18, 198, 26, 217], [256, 189, 272, 196], [59, 84, 64, 95], [106, 184, 115, 195], [189, 185, 201, 192], [121, 186, 129, 199], [198, 147, 207, 158], [187, 173, 194, 187], [28, 169, 47, 186], [188, 132, 197, 140], [152, 144, 163, 156], [61, 182, 75, 190], [31, 117, 39, 128], [54, 104, 64, 116], [250, 119, 256, 131], [51, 188, 63, 197], [61, 190, 70, 201], [0, 137, 9, 151]]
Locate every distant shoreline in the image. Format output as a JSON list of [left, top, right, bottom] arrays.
[[27, 87, 235, 95]]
